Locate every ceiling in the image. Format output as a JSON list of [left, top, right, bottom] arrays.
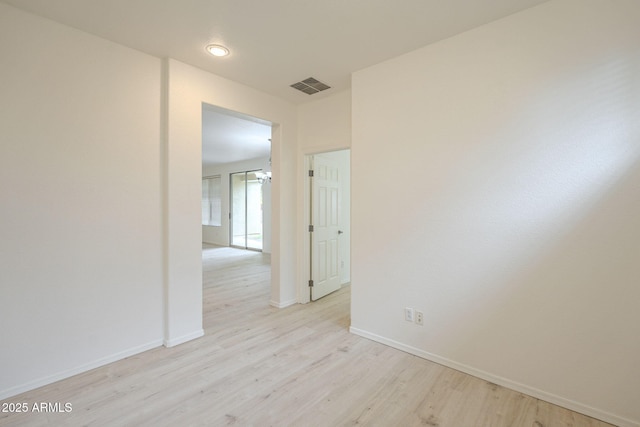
[[2, 0, 549, 105], [202, 105, 271, 167], [3, 0, 549, 165]]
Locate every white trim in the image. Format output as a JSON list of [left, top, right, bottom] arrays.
[[298, 153, 313, 304], [163, 329, 204, 347], [270, 298, 297, 309], [0, 339, 163, 401], [349, 327, 639, 427]]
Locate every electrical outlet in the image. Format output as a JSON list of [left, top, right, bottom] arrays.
[[415, 310, 424, 326], [404, 307, 414, 322]]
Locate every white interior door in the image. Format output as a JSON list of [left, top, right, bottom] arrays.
[[310, 155, 341, 300]]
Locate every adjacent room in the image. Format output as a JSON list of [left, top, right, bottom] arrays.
[[201, 104, 273, 253], [1, 0, 638, 426]]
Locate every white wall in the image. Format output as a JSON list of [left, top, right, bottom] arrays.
[[0, 4, 164, 398], [202, 156, 272, 253], [297, 90, 351, 153], [351, 1, 640, 426]]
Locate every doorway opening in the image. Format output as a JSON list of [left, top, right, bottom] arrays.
[[305, 149, 351, 302], [201, 103, 274, 317], [201, 103, 273, 253]]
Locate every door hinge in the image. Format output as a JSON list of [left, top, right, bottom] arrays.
[[308, 225, 314, 232], [308, 169, 314, 177], [308, 279, 314, 287]]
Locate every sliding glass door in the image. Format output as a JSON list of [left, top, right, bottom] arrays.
[[230, 171, 263, 251]]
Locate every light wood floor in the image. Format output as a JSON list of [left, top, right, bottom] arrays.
[[1, 245, 614, 427]]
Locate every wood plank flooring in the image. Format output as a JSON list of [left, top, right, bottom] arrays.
[[0, 244, 614, 426]]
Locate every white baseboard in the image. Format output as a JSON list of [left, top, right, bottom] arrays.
[[270, 298, 297, 309], [163, 329, 204, 347], [349, 327, 638, 427], [0, 339, 163, 401]]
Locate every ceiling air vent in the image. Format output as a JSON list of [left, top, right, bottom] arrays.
[[290, 77, 331, 95]]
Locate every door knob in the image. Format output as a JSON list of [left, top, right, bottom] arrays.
[[338, 230, 344, 234]]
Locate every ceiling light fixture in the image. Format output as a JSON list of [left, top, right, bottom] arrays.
[[255, 171, 272, 184], [206, 44, 230, 57]]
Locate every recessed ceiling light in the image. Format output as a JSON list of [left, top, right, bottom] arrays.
[[206, 44, 230, 57]]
